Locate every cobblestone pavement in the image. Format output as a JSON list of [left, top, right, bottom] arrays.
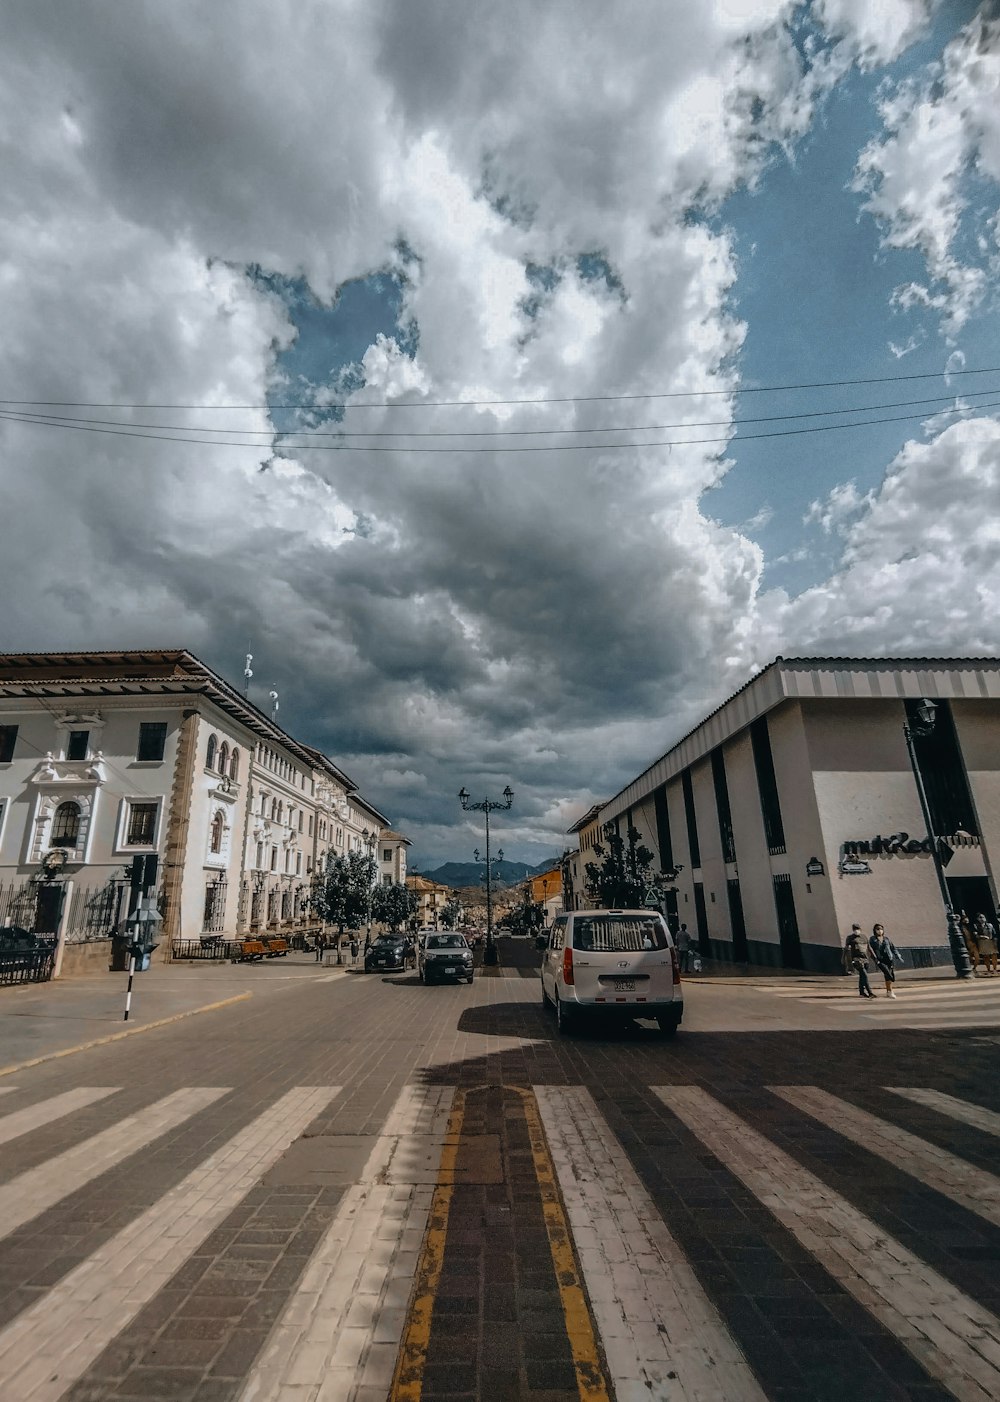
[[0, 959, 999, 1399]]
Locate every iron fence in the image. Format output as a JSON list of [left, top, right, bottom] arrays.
[[63, 880, 128, 944], [172, 938, 240, 961], [0, 946, 56, 986]]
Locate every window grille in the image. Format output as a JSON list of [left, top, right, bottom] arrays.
[[126, 802, 157, 846], [202, 875, 228, 933], [51, 802, 81, 848]]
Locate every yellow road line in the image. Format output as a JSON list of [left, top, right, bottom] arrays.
[[0, 993, 252, 1079], [517, 1086, 611, 1401], [389, 1088, 466, 1402]]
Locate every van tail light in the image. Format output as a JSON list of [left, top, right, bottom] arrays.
[[562, 947, 574, 985], [670, 947, 681, 985]]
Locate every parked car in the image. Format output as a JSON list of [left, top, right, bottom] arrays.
[[364, 934, 409, 973], [539, 909, 682, 1037], [419, 933, 474, 984]]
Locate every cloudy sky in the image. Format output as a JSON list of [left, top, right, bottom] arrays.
[[2, 0, 998, 869]]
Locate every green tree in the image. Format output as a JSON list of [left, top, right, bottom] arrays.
[[439, 895, 463, 930], [311, 850, 376, 934], [584, 822, 655, 909], [371, 881, 417, 932]]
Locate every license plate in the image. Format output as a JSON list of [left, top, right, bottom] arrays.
[[612, 978, 636, 991], [444, 966, 455, 974]]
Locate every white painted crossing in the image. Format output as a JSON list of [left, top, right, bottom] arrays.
[[535, 1085, 767, 1402], [744, 976, 1000, 1029], [0, 1085, 340, 1402], [654, 1085, 1000, 1401], [773, 1086, 1000, 1231], [240, 1084, 454, 1402], [0, 1086, 228, 1245], [891, 1087, 1000, 1137], [0, 1086, 117, 1147]]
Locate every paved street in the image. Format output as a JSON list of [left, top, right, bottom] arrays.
[[0, 952, 998, 1401]]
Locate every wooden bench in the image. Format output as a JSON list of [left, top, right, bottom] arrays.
[[262, 937, 289, 958], [233, 939, 267, 962]]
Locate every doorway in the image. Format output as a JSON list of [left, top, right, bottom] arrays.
[[947, 875, 996, 923], [772, 874, 803, 969], [727, 879, 749, 962]]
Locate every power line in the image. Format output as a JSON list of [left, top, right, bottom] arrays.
[[1, 398, 998, 453], [1, 386, 998, 439], [0, 363, 997, 411]]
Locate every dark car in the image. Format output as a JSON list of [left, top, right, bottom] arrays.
[[364, 934, 409, 973], [418, 933, 474, 985]]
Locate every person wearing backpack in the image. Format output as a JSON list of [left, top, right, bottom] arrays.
[[867, 923, 901, 998], [843, 924, 875, 998]]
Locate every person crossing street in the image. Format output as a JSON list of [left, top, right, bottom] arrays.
[[867, 923, 901, 998], [843, 924, 876, 998]]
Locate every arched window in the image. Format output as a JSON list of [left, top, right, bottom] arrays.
[[51, 801, 81, 848], [270, 797, 277, 821], [277, 801, 284, 825], [206, 734, 217, 769], [260, 792, 267, 816], [210, 810, 225, 855], [229, 748, 239, 781], [256, 841, 264, 868], [218, 742, 229, 776]]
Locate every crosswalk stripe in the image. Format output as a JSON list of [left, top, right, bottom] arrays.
[[654, 1086, 1000, 1400], [861, 1011, 1000, 1027], [534, 1086, 767, 1402], [0, 1087, 117, 1147], [891, 1088, 1000, 1137], [0, 1087, 228, 1246], [240, 1085, 453, 1401], [772, 1086, 1000, 1231], [0, 1085, 340, 1402]]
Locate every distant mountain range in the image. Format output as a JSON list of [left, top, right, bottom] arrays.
[[419, 858, 559, 889]]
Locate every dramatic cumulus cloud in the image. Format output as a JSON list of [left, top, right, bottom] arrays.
[[1, 0, 997, 863], [764, 414, 1000, 654], [854, 5, 1000, 334]]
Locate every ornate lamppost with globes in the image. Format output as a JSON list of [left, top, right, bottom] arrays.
[[459, 785, 513, 965], [902, 698, 972, 979]]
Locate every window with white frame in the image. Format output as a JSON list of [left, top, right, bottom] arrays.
[[126, 802, 158, 846]]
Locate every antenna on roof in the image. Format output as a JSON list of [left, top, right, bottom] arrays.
[[269, 689, 279, 720], [243, 646, 253, 697]]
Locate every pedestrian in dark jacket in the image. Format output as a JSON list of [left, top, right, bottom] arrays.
[[843, 924, 875, 998], [867, 923, 900, 998]]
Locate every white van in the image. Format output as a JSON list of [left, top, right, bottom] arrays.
[[539, 909, 683, 1037]]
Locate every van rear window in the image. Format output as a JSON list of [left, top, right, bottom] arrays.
[[573, 916, 668, 952]]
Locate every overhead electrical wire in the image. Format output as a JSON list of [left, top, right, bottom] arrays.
[[1, 396, 998, 453], [0, 386, 996, 439], [0, 362, 998, 411]]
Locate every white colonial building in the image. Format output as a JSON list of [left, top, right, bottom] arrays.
[[0, 650, 393, 971]]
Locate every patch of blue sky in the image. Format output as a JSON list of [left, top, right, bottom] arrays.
[[707, 0, 992, 597], [249, 265, 418, 436]]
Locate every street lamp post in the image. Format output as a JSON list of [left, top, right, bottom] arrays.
[[459, 785, 513, 966], [903, 698, 973, 979], [474, 845, 504, 949], [361, 827, 378, 949]]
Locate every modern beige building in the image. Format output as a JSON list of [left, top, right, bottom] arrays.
[[596, 657, 1000, 972]]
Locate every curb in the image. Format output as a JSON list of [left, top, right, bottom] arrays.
[[0, 992, 253, 1079]]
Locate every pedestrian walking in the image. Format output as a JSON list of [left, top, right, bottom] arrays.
[[676, 923, 692, 973], [867, 923, 901, 998], [959, 911, 978, 973], [843, 924, 876, 998], [314, 931, 327, 964], [350, 936, 359, 963], [972, 913, 999, 975]]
